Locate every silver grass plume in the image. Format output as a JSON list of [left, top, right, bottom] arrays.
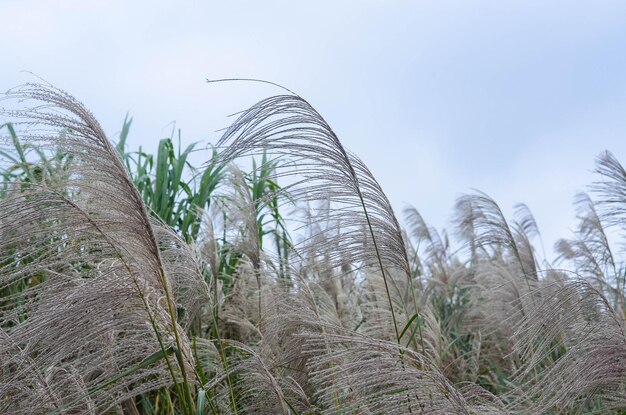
[[289, 210, 361, 327], [205, 276, 328, 414], [592, 150, 626, 232], [212, 273, 507, 415], [214, 165, 283, 339], [208, 339, 317, 415], [153, 218, 210, 330], [302, 330, 509, 415], [455, 191, 539, 277], [511, 279, 626, 414], [454, 192, 541, 331], [358, 266, 423, 345], [404, 207, 503, 383], [284, 282, 507, 415], [512, 202, 543, 272], [405, 206, 451, 285], [0, 83, 199, 413], [214, 94, 415, 342], [453, 194, 545, 383], [500, 151, 626, 413], [590, 151, 626, 311], [555, 193, 621, 305], [220, 165, 262, 269]]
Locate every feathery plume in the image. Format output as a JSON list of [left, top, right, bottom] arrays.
[[0, 83, 198, 413], [214, 94, 414, 341]]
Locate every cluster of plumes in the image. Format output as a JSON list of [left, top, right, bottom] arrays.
[[3, 85, 626, 414], [204, 93, 626, 414], [203, 94, 512, 414], [0, 84, 208, 413]]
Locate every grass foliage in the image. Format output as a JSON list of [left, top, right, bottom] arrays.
[[1, 83, 626, 414]]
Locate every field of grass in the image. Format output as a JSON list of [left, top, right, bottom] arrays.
[[1, 83, 625, 414]]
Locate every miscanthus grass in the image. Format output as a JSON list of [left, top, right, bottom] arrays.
[[1, 82, 626, 414]]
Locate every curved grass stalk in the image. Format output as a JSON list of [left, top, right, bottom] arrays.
[[214, 94, 420, 347]]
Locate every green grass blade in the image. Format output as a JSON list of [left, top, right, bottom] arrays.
[[196, 389, 206, 415], [115, 114, 133, 158]]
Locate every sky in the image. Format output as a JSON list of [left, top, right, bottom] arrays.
[[2, 0, 626, 262]]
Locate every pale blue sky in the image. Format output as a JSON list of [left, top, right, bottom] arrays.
[[2, 1, 626, 260]]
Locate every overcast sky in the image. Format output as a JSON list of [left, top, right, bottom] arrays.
[[2, 1, 626, 261]]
